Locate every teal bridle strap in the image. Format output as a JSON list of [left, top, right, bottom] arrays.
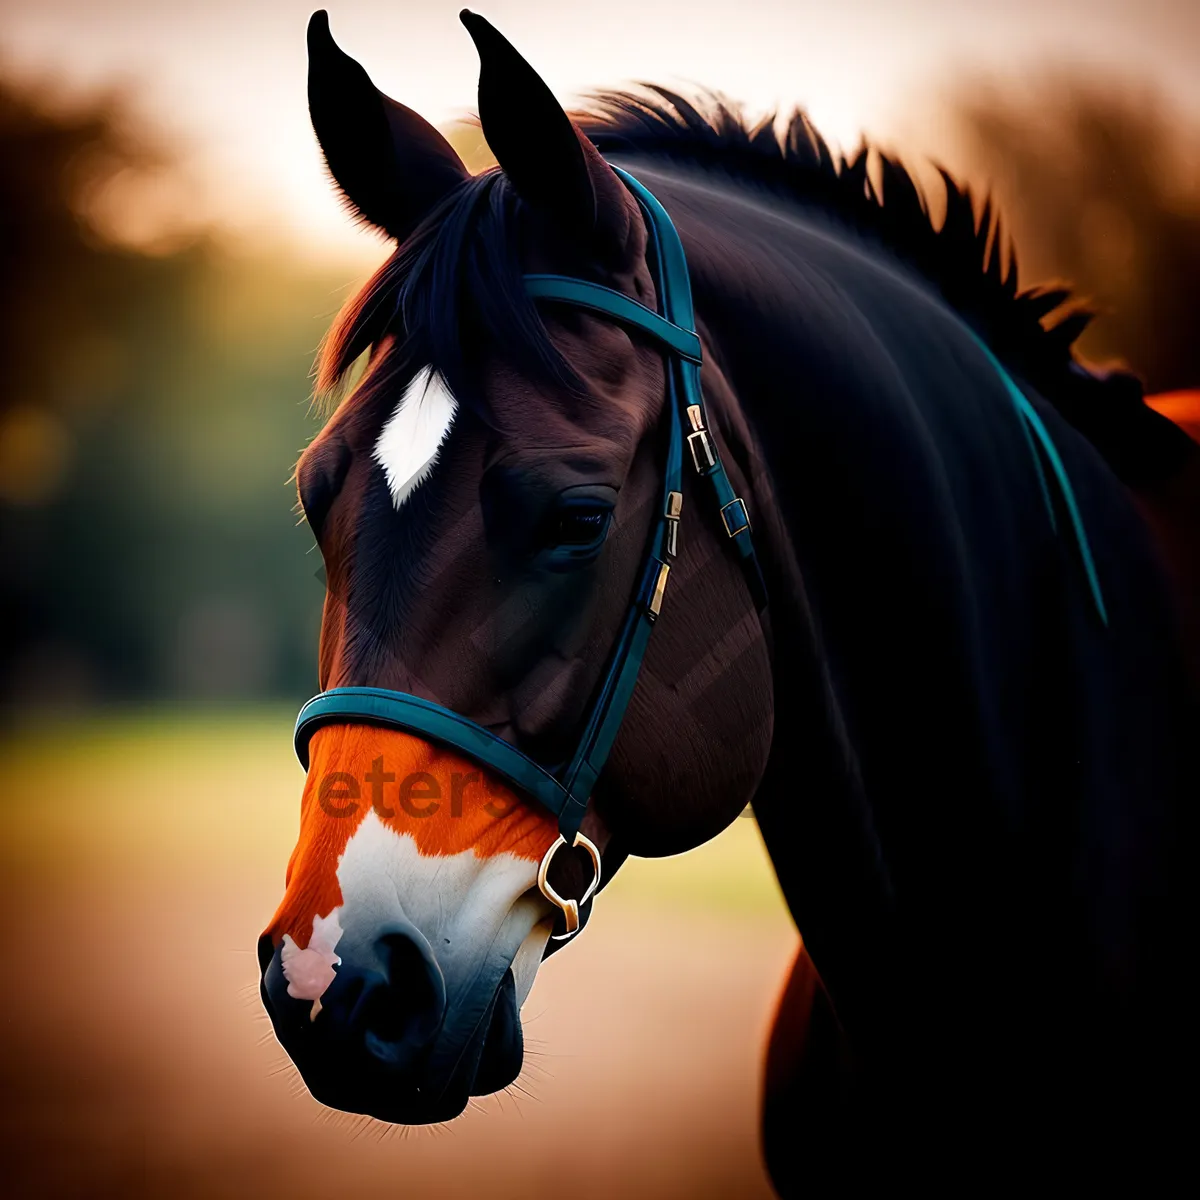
[[524, 276, 702, 364], [527, 167, 768, 610], [294, 167, 766, 844], [965, 330, 1109, 626], [294, 687, 589, 832]]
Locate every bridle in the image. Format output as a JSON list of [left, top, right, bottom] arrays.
[[293, 167, 768, 942], [292, 164, 1109, 943]]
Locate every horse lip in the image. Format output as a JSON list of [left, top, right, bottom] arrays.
[[329, 970, 517, 1123], [260, 940, 522, 1123], [424, 966, 517, 1106]]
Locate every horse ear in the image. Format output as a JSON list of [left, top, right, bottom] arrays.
[[308, 10, 469, 241], [459, 9, 609, 238]]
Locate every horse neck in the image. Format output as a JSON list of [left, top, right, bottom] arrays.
[[669, 174, 912, 1002]]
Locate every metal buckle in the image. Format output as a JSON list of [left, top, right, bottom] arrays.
[[720, 497, 750, 537], [537, 831, 602, 941], [664, 491, 682, 558], [647, 561, 670, 619], [687, 429, 716, 473], [685, 406, 716, 473]]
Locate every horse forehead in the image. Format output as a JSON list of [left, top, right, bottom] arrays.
[[485, 391, 644, 472], [362, 368, 461, 514], [483, 330, 650, 441]]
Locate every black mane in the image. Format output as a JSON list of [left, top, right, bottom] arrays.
[[319, 87, 1191, 486], [318, 170, 584, 415], [325, 89, 1091, 409], [580, 88, 1091, 385]]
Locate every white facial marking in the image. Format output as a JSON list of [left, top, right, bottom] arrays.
[[333, 812, 551, 1007], [281, 909, 344, 1021], [372, 367, 457, 509]]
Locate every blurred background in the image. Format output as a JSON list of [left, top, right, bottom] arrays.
[[0, 1, 1196, 1196]]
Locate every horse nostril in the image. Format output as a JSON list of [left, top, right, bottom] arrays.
[[359, 927, 446, 1066]]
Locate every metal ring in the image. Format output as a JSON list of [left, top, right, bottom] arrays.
[[536, 831, 602, 941]]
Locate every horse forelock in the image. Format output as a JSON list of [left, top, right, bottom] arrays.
[[315, 170, 583, 424]]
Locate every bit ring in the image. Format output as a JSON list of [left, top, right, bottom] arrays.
[[537, 831, 602, 941]]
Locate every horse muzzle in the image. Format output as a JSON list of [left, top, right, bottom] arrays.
[[258, 919, 529, 1123], [257, 722, 581, 1121]]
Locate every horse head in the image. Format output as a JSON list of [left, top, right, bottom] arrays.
[[258, 10, 773, 1124]]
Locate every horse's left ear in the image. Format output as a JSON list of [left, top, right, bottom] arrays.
[[459, 10, 629, 250], [308, 10, 469, 240]]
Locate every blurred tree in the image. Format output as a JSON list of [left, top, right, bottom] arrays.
[[954, 77, 1200, 394], [0, 74, 341, 709], [0, 78, 196, 494], [7, 70, 1196, 709]]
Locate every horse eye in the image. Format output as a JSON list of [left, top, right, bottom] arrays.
[[553, 506, 612, 547]]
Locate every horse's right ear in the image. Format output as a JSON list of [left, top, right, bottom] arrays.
[[307, 10, 469, 241]]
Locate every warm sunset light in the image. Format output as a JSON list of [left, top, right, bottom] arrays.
[[4, 0, 1199, 262], [2, 2, 1197, 1195]]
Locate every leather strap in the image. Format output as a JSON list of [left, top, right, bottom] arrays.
[[965, 327, 1108, 626], [610, 167, 768, 612], [294, 686, 588, 833], [524, 276, 702, 364]]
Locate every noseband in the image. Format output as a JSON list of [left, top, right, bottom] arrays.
[[294, 167, 768, 941]]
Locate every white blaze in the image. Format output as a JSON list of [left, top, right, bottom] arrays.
[[286, 813, 551, 1024], [334, 811, 551, 1008], [372, 367, 457, 509]]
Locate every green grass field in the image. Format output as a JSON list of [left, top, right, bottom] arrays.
[[0, 710, 795, 1198]]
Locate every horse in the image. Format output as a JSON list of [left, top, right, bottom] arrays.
[[259, 10, 1197, 1188]]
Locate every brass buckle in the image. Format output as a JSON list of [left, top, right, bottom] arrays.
[[685, 406, 716, 473], [664, 491, 682, 559], [537, 831, 602, 941], [647, 560, 670, 619]]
